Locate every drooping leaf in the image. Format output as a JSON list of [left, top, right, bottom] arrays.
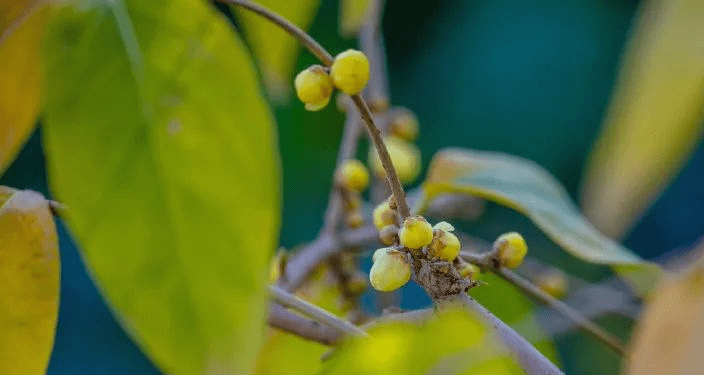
[[580, 0, 704, 239], [625, 253, 704, 374], [321, 307, 522, 375], [0, 3, 48, 174], [235, 0, 320, 101], [0, 187, 60, 375], [420, 148, 661, 296], [339, 0, 371, 37], [42, 1, 280, 374]]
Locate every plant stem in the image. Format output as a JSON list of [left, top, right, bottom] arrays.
[[438, 293, 564, 375], [269, 286, 368, 338], [268, 304, 342, 345], [496, 267, 627, 355], [360, 0, 390, 111], [224, 0, 411, 220]]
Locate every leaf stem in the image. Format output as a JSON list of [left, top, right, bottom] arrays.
[[269, 286, 368, 338], [223, 0, 411, 220]]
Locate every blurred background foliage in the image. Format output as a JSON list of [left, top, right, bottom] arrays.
[[2, 0, 704, 373]]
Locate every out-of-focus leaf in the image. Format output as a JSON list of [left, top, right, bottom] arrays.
[[42, 1, 280, 374], [420, 148, 662, 296], [580, 0, 704, 239], [469, 273, 559, 364], [255, 264, 347, 375], [625, 253, 704, 374], [0, 3, 47, 174], [235, 0, 320, 101], [0, 187, 59, 375], [339, 0, 371, 37], [321, 307, 522, 375]]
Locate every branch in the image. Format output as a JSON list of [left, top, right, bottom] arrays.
[[360, 0, 390, 112], [269, 286, 368, 338], [224, 0, 411, 220], [268, 304, 342, 345], [437, 293, 563, 375]]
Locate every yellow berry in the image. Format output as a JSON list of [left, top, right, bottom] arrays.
[[330, 49, 370, 95], [368, 136, 421, 184], [337, 159, 369, 191], [399, 216, 433, 249], [495, 232, 528, 268], [344, 210, 364, 228], [372, 247, 393, 262], [294, 65, 333, 111], [427, 228, 461, 261], [373, 198, 397, 230], [537, 270, 569, 299], [389, 109, 419, 141], [458, 263, 480, 279], [369, 250, 411, 292], [378, 224, 399, 246]]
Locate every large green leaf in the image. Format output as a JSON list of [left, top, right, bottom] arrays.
[[580, 0, 704, 239], [0, 2, 47, 174], [321, 307, 522, 375], [235, 0, 320, 101], [43, 1, 280, 374], [0, 187, 59, 375], [419, 148, 661, 296]]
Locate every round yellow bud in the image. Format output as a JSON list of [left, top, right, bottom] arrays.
[[344, 210, 364, 228], [495, 232, 528, 268], [369, 250, 411, 292], [330, 49, 370, 95], [369, 136, 421, 184], [372, 247, 393, 263], [427, 229, 461, 261], [337, 159, 369, 191], [389, 109, 419, 141], [373, 199, 397, 230], [399, 216, 433, 249], [458, 263, 480, 279], [294, 65, 333, 111], [537, 270, 569, 299]]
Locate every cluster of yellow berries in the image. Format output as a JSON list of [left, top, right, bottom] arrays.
[[369, 199, 466, 291], [294, 49, 370, 111]]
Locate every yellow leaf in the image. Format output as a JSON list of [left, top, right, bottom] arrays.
[[0, 4, 47, 174], [581, 0, 704, 239], [235, 0, 320, 101], [0, 187, 60, 375], [339, 0, 371, 37], [625, 253, 704, 374]]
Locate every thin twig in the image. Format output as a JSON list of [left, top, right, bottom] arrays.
[[495, 268, 627, 355], [224, 0, 411, 220], [438, 294, 564, 375], [268, 304, 342, 345], [269, 286, 368, 338]]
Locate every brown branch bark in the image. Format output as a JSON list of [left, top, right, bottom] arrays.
[[268, 304, 342, 345]]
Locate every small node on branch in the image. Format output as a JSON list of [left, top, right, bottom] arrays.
[[330, 49, 370, 95], [295, 65, 334, 111], [495, 232, 528, 269], [369, 248, 411, 292]]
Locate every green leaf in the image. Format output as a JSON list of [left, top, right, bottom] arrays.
[[625, 252, 704, 374], [0, 186, 60, 375], [420, 148, 661, 296], [339, 0, 371, 37], [0, 3, 48, 174], [235, 0, 320, 101], [321, 307, 522, 375], [580, 0, 704, 239], [42, 1, 280, 374]]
